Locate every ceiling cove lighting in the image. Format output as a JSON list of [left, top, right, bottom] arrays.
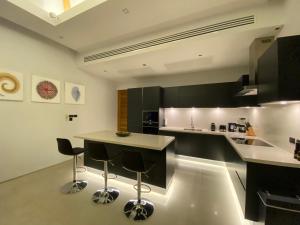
[[8, 0, 107, 26]]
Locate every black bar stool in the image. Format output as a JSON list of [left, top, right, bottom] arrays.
[[56, 138, 87, 194], [87, 142, 120, 204], [122, 150, 155, 221]]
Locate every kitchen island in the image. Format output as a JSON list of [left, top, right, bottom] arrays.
[[75, 131, 175, 189]]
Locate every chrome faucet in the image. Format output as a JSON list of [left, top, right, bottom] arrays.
[[190, 115, 195, 129]]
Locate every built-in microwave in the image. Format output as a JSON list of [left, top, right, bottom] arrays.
[[142, 111, 158, 124], [142, 111, 159, 134]]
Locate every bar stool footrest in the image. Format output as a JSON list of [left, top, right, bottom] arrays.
[[133, 183, 151, 193], [76, 166, 87, 173], [101, 173, 117, 179]]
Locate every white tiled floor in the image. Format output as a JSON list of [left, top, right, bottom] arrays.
[[0, 158, 248, 225]]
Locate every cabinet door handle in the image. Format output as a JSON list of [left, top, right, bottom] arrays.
[[257, 191, 300, 214]]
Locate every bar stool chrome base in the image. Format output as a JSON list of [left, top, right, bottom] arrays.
[[124, 199, 154, 221], [92, 187, 119, 204], [61, 180, 87, 194]]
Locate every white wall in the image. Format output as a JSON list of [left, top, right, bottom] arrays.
[[0, 19, 117, 182], [279, 0, 300, 37], [116, 66, 248, 89]]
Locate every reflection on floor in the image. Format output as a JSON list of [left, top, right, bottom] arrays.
[[0, 157, 251, 225]]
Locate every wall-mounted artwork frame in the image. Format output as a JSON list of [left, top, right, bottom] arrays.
[[32, 75, 60, 103], [65, 82, 85, 105], [0, 70, 24, 101]]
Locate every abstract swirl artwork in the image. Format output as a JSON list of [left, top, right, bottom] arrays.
[[0, 70, 23, 101], [65, 82, 85, 104], [32, 75, 60, 103]]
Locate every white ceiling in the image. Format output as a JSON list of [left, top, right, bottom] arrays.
[[0, 0, 285, 81], [0, 0, 267, 52], [79, 26, 281, 80]]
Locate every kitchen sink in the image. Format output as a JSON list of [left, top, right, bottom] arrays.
[[184, 128, 202, 131], [231, 137, 273, 147]]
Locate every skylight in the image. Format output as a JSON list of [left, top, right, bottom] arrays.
[[7, 0, 107, 26]]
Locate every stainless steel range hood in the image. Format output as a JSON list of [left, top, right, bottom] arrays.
[[236, 37, 274, 96]]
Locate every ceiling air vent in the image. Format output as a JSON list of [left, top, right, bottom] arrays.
[[84, 15, 255, 63]]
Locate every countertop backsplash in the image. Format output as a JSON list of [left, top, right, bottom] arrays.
[[248, 104, 300, 152], [164, 104, 300, 153], [164, 107, 250, 130]]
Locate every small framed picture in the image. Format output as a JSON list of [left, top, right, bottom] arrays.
[[0, 70, 24, 101], [32, 75, 61, 103], [65, 82, 85, 104]]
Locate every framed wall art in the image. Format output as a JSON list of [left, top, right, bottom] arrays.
[[32, 75, 60, 103], [65, 82, 85, 105], [0, 70, 24, 101]]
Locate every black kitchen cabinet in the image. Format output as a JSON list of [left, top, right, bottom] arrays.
[[234, 95, 259, 107], [177, 85, 200, 107], [127, 88, 143, 133], [163, 82, 237, 108], [143, 86, 162, 110], [257, 35, 300, 103], [159, 130, 227, 161], [246, 163, 300, 221], [163, 87, 178, 108]]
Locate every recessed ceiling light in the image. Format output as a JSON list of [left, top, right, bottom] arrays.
[[122, 8, 130, 14], [49, 12, 58, 19]]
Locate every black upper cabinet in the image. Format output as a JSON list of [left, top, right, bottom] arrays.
[[176, 82, 237, 108], [127, 88, 143, 133], [234, 95, 259, 107], [177, 85, 200, 107], [257, 35, 300, 103], [163, 87, 178, 108], [128, 86, 161, 133], [143, 86, 162, 110]]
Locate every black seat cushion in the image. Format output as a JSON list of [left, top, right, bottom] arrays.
[[72, 147, 85, 155], [86, 142, 109, 161]]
